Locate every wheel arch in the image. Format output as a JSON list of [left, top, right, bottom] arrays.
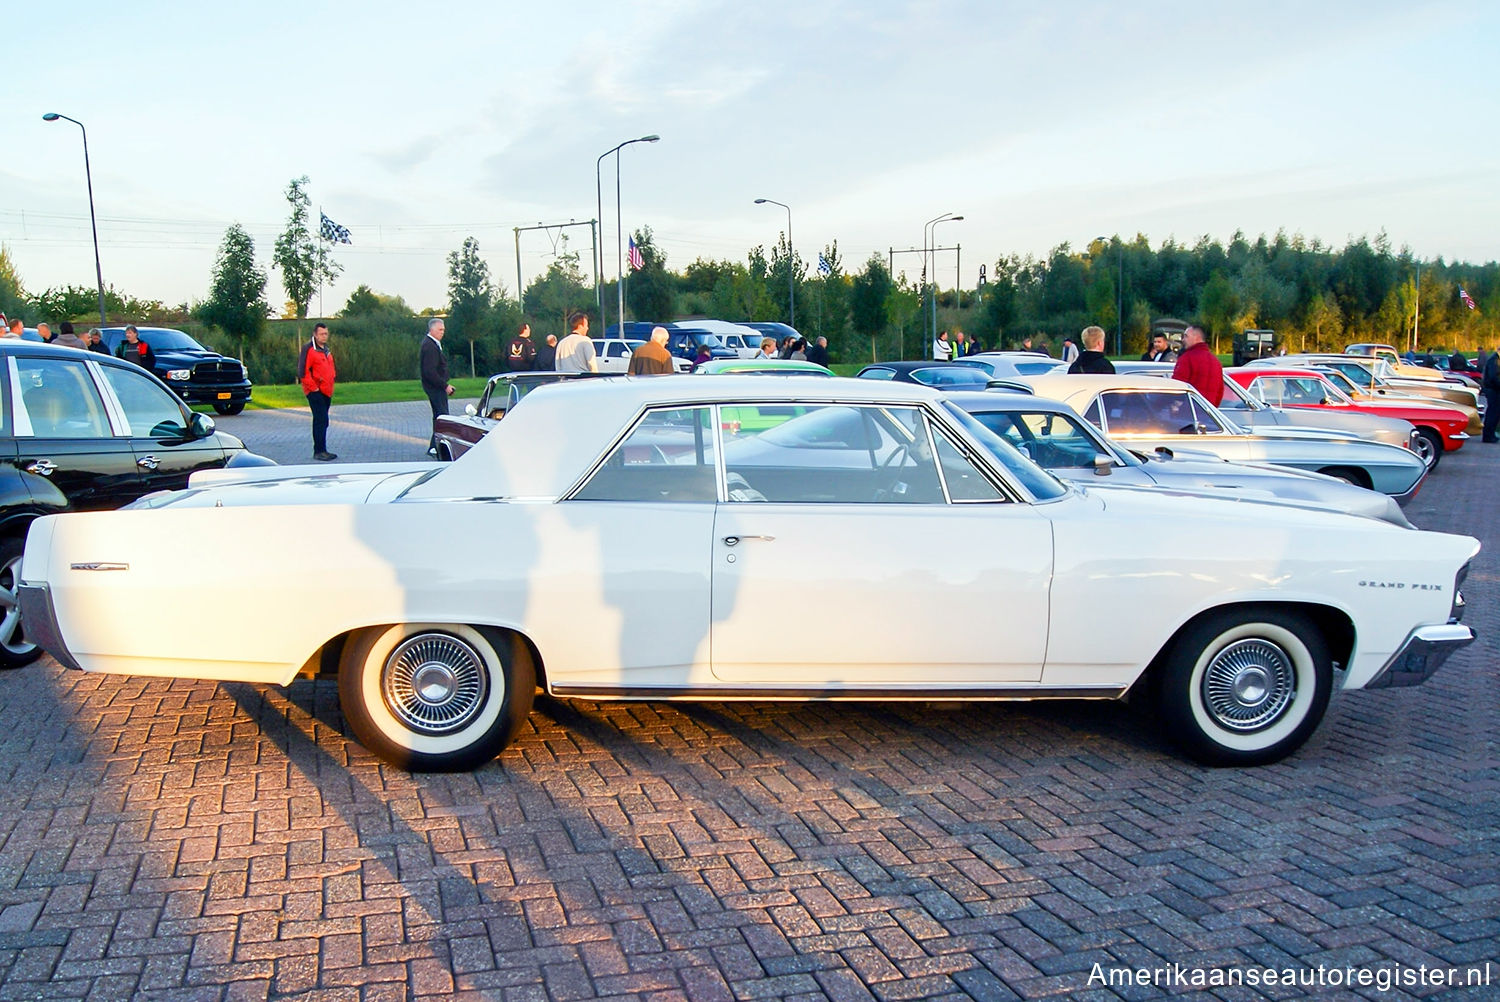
[[303, 621, 548, 691], [1143, 600, 1355, 689]]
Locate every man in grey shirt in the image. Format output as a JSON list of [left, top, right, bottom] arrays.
[[554, 312, 597, 373]]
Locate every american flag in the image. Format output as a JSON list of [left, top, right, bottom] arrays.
[[1460, 287, 1478, 311], [319, 212, 352, 245], [817, 253, 832, 276], [627, 237, 645, 271]]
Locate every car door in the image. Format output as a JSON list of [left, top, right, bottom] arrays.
[[94, 361, 227, 493], [710, 403, 1052, 687], [9, 355, 143, 510], [544, 406, 718, 689]]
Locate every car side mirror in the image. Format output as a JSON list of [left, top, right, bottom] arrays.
[[189, 412, 215, 438], [465, 403, 477, 416], [1093, 453, 1113, 476]]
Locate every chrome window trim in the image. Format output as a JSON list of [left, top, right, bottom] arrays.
[[6, 358, 30, 437]]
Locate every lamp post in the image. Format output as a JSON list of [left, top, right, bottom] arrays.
[[1096, 235, 1123, 356], [753, 198, 794, 327], [42, 113, 106, 327], [594, 135, 659, 334], [926, 213, 963, 342]]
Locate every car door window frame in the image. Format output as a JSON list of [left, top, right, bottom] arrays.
[[8, 355, 116, 439]]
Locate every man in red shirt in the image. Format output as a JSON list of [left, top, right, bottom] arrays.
[[299, 323, 338, 460], [1171, 324, 1223, 406]]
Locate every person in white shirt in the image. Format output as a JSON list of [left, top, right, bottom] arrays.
[[554, 313, 597, 373], [932, 331, 952, 361]]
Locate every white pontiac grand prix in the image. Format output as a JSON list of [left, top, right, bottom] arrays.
[[17, 377, 1478, 771]]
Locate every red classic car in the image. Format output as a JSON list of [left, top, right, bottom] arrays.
[[1226, 367, 1469, 470]]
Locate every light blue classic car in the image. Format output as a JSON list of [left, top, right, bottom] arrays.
[[1022, 374, 1428, 502]]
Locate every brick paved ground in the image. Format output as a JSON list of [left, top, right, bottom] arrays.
[[0, 410, 1494, 1000]]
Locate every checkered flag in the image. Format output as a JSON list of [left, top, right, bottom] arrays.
[[319, 211, 352, 245]]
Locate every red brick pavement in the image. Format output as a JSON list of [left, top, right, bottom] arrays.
[[0, 446, 1493, 1000]]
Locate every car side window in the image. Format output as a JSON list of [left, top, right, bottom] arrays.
[[932, 432, 1003, 501], [858, 368, 896, 381], [1101, 390, 1209, 435], [1082, 398, 1103, 428], [720, 404, 945, 504], [574, 407, 717, 502], [13, 358, 110, 439], [98, 364, 190, 437]]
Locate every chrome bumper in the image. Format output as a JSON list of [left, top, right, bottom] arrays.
[[1364, 623, 1475, 689], [17, 584, 82, 672]]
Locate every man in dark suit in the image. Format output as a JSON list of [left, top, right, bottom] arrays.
[[1482, 346, 1500, 443], [420, 318, 453, 456]]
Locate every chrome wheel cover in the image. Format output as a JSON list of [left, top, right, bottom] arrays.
[[1201, 638, 1295, 732], [1413, 434, 1437, 468], [381, 632, 489, 735], [0, 554, 33, 657]]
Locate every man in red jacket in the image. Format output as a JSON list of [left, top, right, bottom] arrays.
[[299, 323, 338, 460], [1171, 324, 1223, 406]]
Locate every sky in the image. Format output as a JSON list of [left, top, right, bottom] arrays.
[[3, 0, 1497, 316]]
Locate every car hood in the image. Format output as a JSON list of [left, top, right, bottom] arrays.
[[152, 347, 241, 365], [134, 463, 443, 509], [1130, 455, 1411, 526], [1075, 479, 1429, 537]]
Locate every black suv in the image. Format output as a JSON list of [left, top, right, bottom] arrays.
[[101, 327, 253, 415], [0, 341, 272, 668]]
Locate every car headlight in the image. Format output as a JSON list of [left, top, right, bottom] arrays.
[[166, 369, 191, 381]]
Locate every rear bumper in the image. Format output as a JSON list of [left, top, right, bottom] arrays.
[[1362, 623, 1475, 689], [17, 583, 82, 671]]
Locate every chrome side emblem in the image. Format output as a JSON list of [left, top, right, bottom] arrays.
[[70, 563, 130, 572]]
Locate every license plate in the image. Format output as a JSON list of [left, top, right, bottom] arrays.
[[216, 393, 232, 400]]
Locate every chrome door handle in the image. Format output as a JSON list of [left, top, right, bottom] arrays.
[[137, 456, 160, 471], [25, 460, 56, 477], [722, 535, 775, 546]]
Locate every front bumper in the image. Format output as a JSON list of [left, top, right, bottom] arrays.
[[1363, 623, 1475, 689], [173, 382, 252, 405], [17, 583, 82, 671]]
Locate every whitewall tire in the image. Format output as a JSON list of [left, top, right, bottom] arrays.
[[1157, 609, 1331, 766], [339, 623, 533, 771]]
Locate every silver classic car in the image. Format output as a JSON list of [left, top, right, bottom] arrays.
[[945, 392, 1410, 526], [1022, 374, 1429, 501]]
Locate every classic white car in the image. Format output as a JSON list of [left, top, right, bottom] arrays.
[[18, 378, 1477, 772]]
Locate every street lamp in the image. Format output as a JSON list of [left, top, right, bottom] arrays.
[[595, 134, 659, 333], [1096, 235, 1124, 356], [926, 213, 963, 342], [753, 198, 793, 327], [42, 113, 107, 327]]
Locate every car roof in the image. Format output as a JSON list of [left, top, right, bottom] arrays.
[[695, 359, 833, 374], [943, 390, 1074, 414], [1024, 373, 1198, 394], [860, 360, 975, 374], [407, 375, 947, 502], [0, 338, 107, 358]]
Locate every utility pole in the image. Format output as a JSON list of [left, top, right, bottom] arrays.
[[514, 219, 598, 317]]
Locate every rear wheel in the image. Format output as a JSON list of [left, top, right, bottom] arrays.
[[1155, 609, 1331, 766], [339, 623, 533, 771], [0, 537, 41, 670], [1414, 428, 1443, 471]]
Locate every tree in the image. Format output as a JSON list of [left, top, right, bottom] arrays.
[[343, 284, 412, 318], [885, 281, 922, 359], [1197, 270, 1239, 353], [446, 236, 493, 339], [522, 250, 591, 327], [767, 231, 806, 326], [0, 245, 27, 320], [625, 226, 676, 322], [272, 176, 342, 319], [197, 224, 268, 340]]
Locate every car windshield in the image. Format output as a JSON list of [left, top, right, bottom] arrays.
[[910, 367, 991, 388], [138, 329, 205, 350], [965, 407, 1137, 470], [1098, 390, 1228, 436], [1320, 369, 1361, 396], [940, 401, 1068, 500]]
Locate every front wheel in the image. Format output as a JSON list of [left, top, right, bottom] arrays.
[[1155, 609, 1331, 766], [0, 537, 41, 670], [339, 624, 534, 771], [212, 400, 246, 416], [1414, 428, 1443, 471]]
